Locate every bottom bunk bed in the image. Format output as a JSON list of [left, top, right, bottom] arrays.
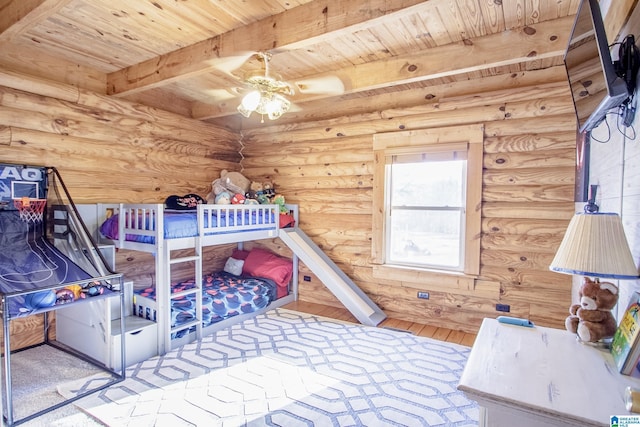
[[133, 246, 296, 348]]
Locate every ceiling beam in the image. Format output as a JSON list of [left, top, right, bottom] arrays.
[[106, 0, 428, 96], [191, 15, 574, 121], [0, 0, 72, 42]]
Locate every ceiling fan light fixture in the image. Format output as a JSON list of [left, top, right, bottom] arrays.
[[239, 90, 261, 110], [265, 93, 291, 120], [236, 52, 293, 122]]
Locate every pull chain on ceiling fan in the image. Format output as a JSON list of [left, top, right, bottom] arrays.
[[236, 52, 293, 122]]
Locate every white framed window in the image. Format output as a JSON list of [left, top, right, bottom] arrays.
[[386, 147, 468, 271], [372, 125, 483, 280]]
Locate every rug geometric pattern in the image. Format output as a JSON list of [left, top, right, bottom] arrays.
[[61, 309, 479, 426]]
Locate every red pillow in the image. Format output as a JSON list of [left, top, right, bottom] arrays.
[[242, 248, 292, 295], [232, 249, 250, 260]]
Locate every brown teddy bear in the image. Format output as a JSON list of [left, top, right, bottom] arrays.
[[205, 170, 251, 204], [565, 277, 619, 342]]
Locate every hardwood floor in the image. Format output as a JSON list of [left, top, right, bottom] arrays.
[[283, 300, 477, 347]]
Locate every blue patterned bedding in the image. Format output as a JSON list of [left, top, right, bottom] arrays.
[[100, 209, 276, 244], [134, 271, 280, 338]]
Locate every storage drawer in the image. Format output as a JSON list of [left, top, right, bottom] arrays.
[[110, 316, 157, 371]]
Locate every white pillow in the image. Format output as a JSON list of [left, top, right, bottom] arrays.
[[223, 257, 244, 276]]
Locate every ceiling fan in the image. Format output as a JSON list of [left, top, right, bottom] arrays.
[[216, 51, 345, 122]]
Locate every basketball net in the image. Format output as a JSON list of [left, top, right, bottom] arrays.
[[13, 197, 47, 223]]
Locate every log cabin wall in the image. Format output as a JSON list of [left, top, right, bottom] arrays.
[[241, 66, 577, 334], [0, 70, 241, 349]]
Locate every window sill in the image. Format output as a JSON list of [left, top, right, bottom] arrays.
[[372, 264, 478, 290]]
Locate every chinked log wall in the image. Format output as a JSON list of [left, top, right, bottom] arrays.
[[241, 66, 576, 333], [0, 69, 240, 349]]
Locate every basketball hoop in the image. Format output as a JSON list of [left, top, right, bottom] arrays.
[[13, 197, 47, 223]]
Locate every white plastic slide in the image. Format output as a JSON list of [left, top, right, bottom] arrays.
[[279, 228, 386, 326]]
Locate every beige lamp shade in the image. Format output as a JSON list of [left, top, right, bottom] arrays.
[[550, 212, 639, 279]]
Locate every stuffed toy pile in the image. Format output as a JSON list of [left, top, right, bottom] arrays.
[[205, 170, 251, 205], [205, 171, 288, 207]]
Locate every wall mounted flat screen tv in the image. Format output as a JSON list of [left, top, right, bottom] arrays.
[[564, 0, 628, 133]]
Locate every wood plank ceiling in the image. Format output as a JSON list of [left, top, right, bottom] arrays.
[[0, 0, 580, 130]]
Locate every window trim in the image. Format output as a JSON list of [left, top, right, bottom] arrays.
[[372, 124, 483, 280]]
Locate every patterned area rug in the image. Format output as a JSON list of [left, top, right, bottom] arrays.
[[59, 309, 478, 426]]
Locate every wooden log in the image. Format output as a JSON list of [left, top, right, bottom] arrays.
[[0, 69, 79, 102], [482, 201, 575, 219], [483, 148, 575, 169], [482, 184, 576, 202], [482, 218, 570, 235], [241, 162, 373, 180], [0, 125, 9, 145], [481, 249, 557, 270], [240, 146, 372, 167], [483, 131, 576, 153], [298, 213, 372, 230], [503, 96, 575, 120], [480, 265, 572, 289], [380, 302, 487, 334], [483, 167, 575, 185], [481, 233, 564, 253], [530, 303, 571, 329], [272, 175, 373, 191], [484, 113, 577, 136], [243, 134, 373, 156]]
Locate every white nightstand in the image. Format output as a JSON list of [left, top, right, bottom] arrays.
[[458, 318, 640, 426]]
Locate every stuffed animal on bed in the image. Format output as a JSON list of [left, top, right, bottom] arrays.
[[262, 180, 276, 201], [231, 193, 245, 204], [215, 191, 231, 204], [206, 170, 251, 204], [272, 194, 288, 213], [221, 170, 250, 195], [244, 181, 262, 204]]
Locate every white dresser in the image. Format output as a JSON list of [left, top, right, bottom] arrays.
[[458, 318, 640, 426]]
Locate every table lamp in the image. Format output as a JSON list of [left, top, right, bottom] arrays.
[[549, 211, 638, 281], [549, 188, 639, 342]]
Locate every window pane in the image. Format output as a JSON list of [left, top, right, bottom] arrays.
[[391, 160, 464, 207], [388, 209, 462, 268]]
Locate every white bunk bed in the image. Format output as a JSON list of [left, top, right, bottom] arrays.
[[97, 203, 299, 355]]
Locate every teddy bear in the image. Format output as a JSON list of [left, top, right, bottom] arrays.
[[244, 181, 263, 204], [206, 170, 251, 203], [220, 170, 250, 195], [565, 277, 619, 342], [262, 180, 276, 201]]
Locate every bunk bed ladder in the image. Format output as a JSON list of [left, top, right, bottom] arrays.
[[194, 234, 203, 343], [162, 246, 203, 353]]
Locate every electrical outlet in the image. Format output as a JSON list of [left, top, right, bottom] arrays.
[[496, 303, 511, 312], [417, 291, 430, 300], [303, 276, 311, 282]]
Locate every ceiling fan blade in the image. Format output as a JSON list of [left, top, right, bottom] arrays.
[[211, 51, 258, 76], [204, 88, 238, 101], [288, 101, 302, 112], [294, 75, 345, 95]]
